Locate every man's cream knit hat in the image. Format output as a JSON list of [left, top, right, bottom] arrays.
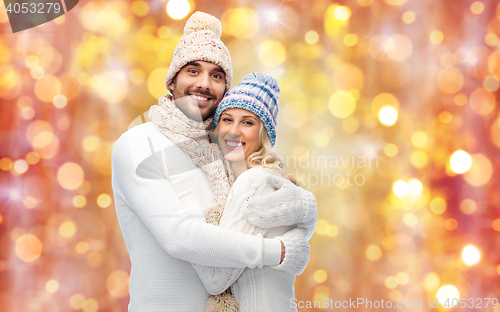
[[165, 12, 233, 93]]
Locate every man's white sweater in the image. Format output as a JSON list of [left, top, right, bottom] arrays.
[[111, 122, 284, 311]]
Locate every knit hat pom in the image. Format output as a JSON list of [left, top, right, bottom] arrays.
[[205, 292, 238, 312], [184, 11, 222, 38]]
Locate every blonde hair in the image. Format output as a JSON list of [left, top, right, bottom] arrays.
[[214, 121, 298, 186]]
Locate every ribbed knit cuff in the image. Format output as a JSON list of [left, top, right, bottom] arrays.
[[300, 189, 317, 224], [271, 230, 310, 276], [262, 238, 282, 266]]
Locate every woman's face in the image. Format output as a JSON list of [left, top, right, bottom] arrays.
[[217, 108, 261, 162]]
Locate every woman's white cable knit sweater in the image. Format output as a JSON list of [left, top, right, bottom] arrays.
[[192, 167, 318, 312]]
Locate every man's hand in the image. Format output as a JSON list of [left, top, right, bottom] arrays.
[[280, 241, 285, 264]]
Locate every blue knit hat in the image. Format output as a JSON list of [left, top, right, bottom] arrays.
[[214, 72, 280, 147]]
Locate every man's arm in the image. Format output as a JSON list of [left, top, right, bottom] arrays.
[[111, 131, 282, 268], [190, 169, 314, 295]]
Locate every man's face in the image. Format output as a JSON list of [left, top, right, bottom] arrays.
[[169, 61, 226, 121]]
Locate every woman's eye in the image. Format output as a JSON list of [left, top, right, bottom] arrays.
[[222, 118, 232, 122], [243, 121, 253, 125]]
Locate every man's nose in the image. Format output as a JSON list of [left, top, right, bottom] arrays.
[[196, 72, 211, 90]]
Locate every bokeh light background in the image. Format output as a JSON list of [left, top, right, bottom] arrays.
[[1, 0, 500, 311]]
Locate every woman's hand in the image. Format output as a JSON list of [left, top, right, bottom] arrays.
[[273, 228, 311, 275], [243, 175, 316, 229]]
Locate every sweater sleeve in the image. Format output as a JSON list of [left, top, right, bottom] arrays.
[[243, 176, 317, 229], [191, 169, 318, 293], [189, 169, 318, 293], [270, 194, 318, 275], [190, 169, 269, 294], [111, 131, 281, 268]]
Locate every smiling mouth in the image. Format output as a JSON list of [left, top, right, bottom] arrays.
[[224, 139, 245, 150], [190, 94, 211, 105]]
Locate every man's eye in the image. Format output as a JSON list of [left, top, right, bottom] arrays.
[[212, 74, 222, 79], [189, 69, 198, 74]]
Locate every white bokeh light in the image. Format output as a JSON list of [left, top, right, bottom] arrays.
[[166, 0, 190, 20], [408, 179, 423, 195], [462, 245, 480, 265], [265, 10, 279, 22], [393, 180, 408, 197], [436, 285, 460, 307], [333, 6, 351, 20], [450, 150, 472, 174], [378, 106, 398, 126], [9, 189, 20, 200], [465, 51, 477, 65]]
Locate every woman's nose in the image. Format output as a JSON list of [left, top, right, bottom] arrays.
[[228, 123, 242, 139]]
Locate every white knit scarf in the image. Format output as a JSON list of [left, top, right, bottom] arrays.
[[148, 94, 235, 225]]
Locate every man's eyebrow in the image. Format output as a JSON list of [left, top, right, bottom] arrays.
[[185, 61, 201, 67], [213, 67, 225, 75]]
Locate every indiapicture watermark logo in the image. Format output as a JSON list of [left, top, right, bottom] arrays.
[[4, 0, 78, 32]]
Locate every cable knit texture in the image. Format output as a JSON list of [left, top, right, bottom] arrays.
[[111, 122, 285, 311], [271, 227, 313, 276], [192, 167, 318, 311], [243, 174, 317, 229], [192, 169, 268, 296]]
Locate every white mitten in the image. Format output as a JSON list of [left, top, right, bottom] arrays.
[[271, 228, 311, 276], [243, 175, 316, 228]]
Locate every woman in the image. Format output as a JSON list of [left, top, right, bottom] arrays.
[[193, 73, 318, 311]]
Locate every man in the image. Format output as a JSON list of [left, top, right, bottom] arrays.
[[111, 12, 313, 311]]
